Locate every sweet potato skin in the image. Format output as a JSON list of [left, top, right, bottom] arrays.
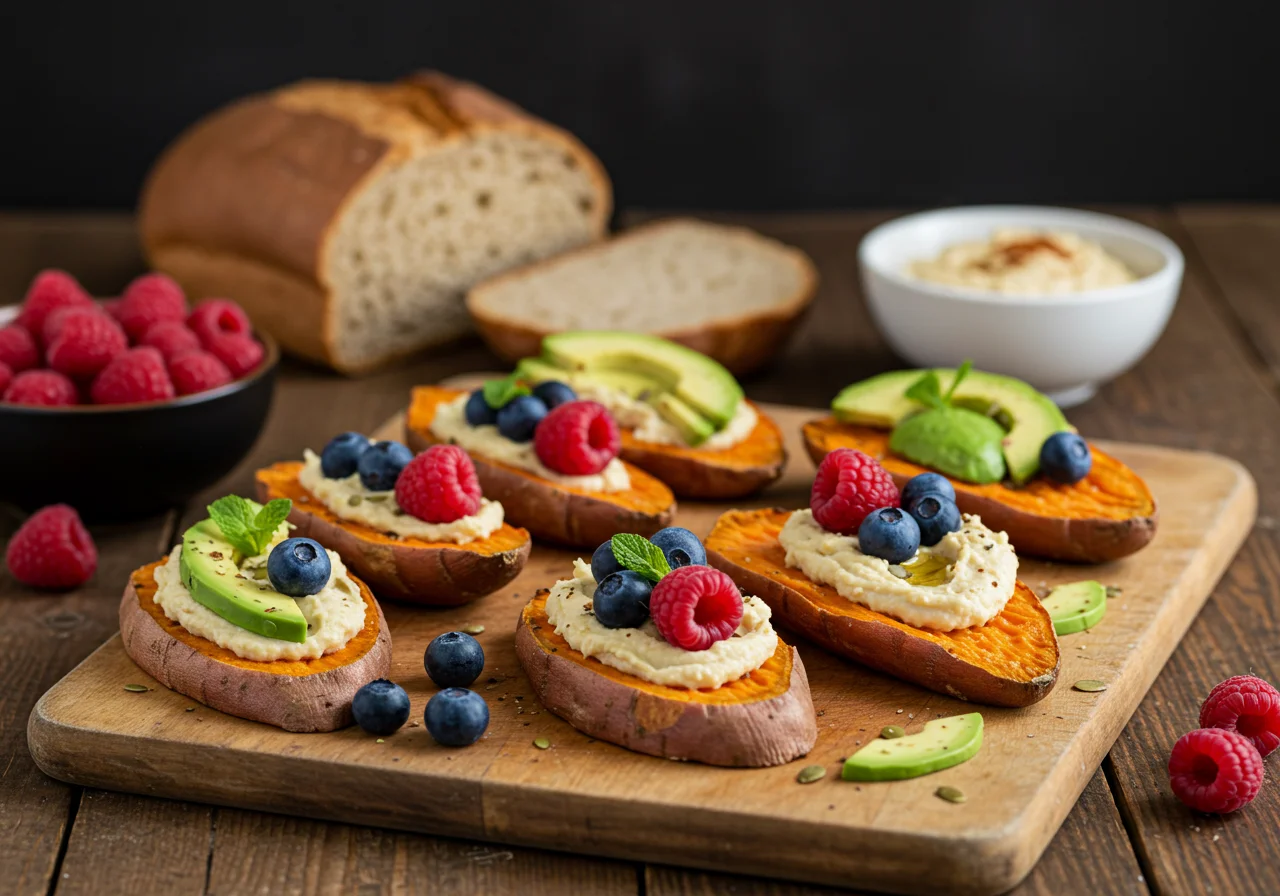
[[255, 462, 530, 605], [119, 560, 392, 732], [803, 418, 1157, 563], [516, 589, 817, 767], [705, 509, 1060, 708]]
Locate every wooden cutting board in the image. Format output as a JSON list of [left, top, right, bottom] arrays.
[[27, 399, 1255, 895]]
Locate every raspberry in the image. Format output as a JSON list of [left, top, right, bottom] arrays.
[[142, 322, 202, 361], [115, 273, 188, 341], [1168, 728, 1264, 814], [649, 565, 744, 651], [17, 270, 93, 338], [1200, 675, 1280, 758], [0, 324, 40, 372], [810, 448, 901, 535], [90, 347, 175, 405], [188, 299, 252, 346], [45, 308, 128, 379], [167, 350, 232, 396], [0, 361, 11, 395], [396, 445, 483, 524], [3, 370, 79, 406], [533, 400, 621, 475], [205, 333, 264, 378], [5, 504, 97, 589]]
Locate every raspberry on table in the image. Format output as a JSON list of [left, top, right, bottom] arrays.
[[17, 270, 93, 337], [90, 347, 175, 405], [3, 369, 79, 406], [168, 350, 232, 396], [1168, 727, 1264, 814], [533, 400, 621, 475], [115, 273, 188, 341], [46, 308, 128, 379], [141, 321, 202, 360], [0, 361, 12, 395], [396, 445, 482, 524], [811, 448, 901, 535], [0, 324, 40, 372], [188, 299, 252, 346], [1200, 674, 1280, 758], [4, 504, 98, 589], [649, 565, 744, 651], [205, 333, 264, 378]]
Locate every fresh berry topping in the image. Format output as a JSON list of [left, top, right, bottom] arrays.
[[4, 504, 97, 589], [495, 394, 547, 442], [187, 298, 251, 345], [464, 388, 498, 426], [534, 400, 620, 475], [396, 445, 482, 523], [1040, 432, 1092, 484], [0, 324, 40, 372], [533, 380, 577, 410], [1168, 728, 1264, 814], [649, 565, 744, 651], [45, 308, 128, 379], [357, 440, 414, 491], [115, 273, 188, 341], [811, 448, 901, 535], [18, 270, 93, 337], [425, 631, 485, 688], [3, 369, 79, 406], [1199, 675, 1280, 758], [205, 333, 265, 378], [351, 679, 411, 736], [141, 321, 202, 360], [425, 687, 490, 746], [0, 362, 11, 396], [858, 507, 922, 563], [594, 570, 654, 628], [901, 472, 956, 508], [651, 527, 707, 569], [168, 350, 232, 396], [320, 432, 370, 479], [90, 347, 175, 405], [908, 493, 963, 547], [590, 540, 624, 582], [266, 537, 331, 597]]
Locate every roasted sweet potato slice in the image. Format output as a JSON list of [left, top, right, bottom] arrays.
[[515, 589, 817, 767], [705, 508, 1060, 707], [407, 386, 676, 547], [256, 462, 531, 606], [119, 560, 392, 732], [803, 418, 1157, 563]]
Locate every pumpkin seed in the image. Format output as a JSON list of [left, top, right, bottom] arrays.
[[796, 764, 826, 784], [880, 725, 906, 739], [366, 494, 388, 503], [1073, 679, 1108, 693], [1105, 586, 1123, 598], [347, 495, 363, 507], [376, 738, 385, 744], [462, 624, 485, 635], [533, 737, 550, 750], [123, 684, 149, 693], [935, 786, 967, 804]]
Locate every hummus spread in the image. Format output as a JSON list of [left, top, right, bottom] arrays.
[[544, 559, 778, 689], [431, 395, 631, 492], [299, 449, 504, 543], [574, 383, 758, 450], [910, 229, 1136, 294], [778, 509, 1017, 631]]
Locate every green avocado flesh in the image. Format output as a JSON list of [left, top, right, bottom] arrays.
[[179, 519, 306, 643], [832, 368, 1070, 484], [890, 407, 1007, 484], [842, 713, 984, 782], [1042, 580, 1107, 635]]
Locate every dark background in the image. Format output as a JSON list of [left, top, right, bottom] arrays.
[[2, 0, 1274, 211]]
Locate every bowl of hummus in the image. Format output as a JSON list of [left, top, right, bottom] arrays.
[[859, 206, 1184, 406]]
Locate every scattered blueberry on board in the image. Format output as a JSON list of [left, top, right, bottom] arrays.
[[594, 570, 653, 628], [858, 507, 921, 564], [425, 631, 486, 688], [425, 688, 490, 746], [901, 472, 956, 508], [650, 527, 707, 569], [352, 679, 411, 736], [532, 380, 577, 410], [908, 493, 963, 547], [464, 389, 498, 426], [590, 540, 624, 581], [267, 537, 331, 596], [496, 395, 547, 442], [357, 440, 414, 490], [320, 432, 370, 479], [1040, 432, 1093, 484]]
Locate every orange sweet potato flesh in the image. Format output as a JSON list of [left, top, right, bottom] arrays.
[[705, 509, 1060, 707], [803, 418, 1157, 563], [407, 386, 676, 547], [256, 462, 530, 605]]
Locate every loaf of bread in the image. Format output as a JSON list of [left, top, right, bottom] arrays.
[[139, 72, 611, 373], [466, 218, 818, 374]]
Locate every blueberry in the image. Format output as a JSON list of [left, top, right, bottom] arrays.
[[590, 540, 623, 582], [320, 431, 369, 479], [266, 537, 331, 596], [495, 394, 547, 442], [908, 493, 963, 547], [351, 679, 411, 735], [901, 472, 956, 509], [464, 389, 498, 426], [1040, 432, 1092, 484], [357, 440, 413, 491], [424, 688, 489, 747], [651, 527, 707, 569], [425, 631, 485, 688], [533, 380, 577, 410], [593, 570, 653, 628], [857, 507, 921, 564]]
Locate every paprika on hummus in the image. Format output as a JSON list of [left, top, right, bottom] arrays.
[[910, 228, 1136, 294]]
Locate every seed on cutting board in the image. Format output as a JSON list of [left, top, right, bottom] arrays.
[[1073, 679, 1108, 692], [935, 786, 967, 804], [462, 624, 485, 635], [796, 765, 826, 784], [123, 684, 149, 693], [880, 725, 906, 739], [533, 737, 550, 750]]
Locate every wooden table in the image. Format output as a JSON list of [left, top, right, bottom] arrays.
[[3, 207, 1279, 896]]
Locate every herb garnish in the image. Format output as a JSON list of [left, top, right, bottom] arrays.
[[904, 359, 973, 410], [482, 374, 531, 409], [207, 495, 292, 558], [609, 533, 672, 583]]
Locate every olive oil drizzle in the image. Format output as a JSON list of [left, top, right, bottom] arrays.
[[902, 552, 954, 587]]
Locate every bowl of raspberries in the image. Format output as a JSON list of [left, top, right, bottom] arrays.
[[0, 269, 278, 519]]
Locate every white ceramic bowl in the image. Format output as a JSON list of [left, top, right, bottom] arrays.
[[858, 206, 1184, 407]]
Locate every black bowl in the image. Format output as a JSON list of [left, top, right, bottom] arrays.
[[0, 330, 279, 521]]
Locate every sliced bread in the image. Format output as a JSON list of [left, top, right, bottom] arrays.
[[465, 218, 818, 374]]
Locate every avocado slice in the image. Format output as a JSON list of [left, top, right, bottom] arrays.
[[842, 712, 984, 782], [179, 519, 307, 643], [832, 368, 1070, 484], [889, 407, 1007, 484], [1042, 580, 1107, 635]]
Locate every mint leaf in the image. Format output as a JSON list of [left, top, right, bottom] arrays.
[[207, 495, 258, 557], [943, 360, 973, 403], [610, 533, 672, 583], [483, 375, 531, 409], [904, 371, 944, 410], [251, 499, 293, 554]]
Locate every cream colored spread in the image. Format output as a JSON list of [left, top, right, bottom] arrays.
[[778, 509, 1017, 631], [299, 449, 503, 543], [430, 395, 631, 492], [909, 228, 1136, 294], [543, 559, 777, 689], [573, 383, 758, 449]]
